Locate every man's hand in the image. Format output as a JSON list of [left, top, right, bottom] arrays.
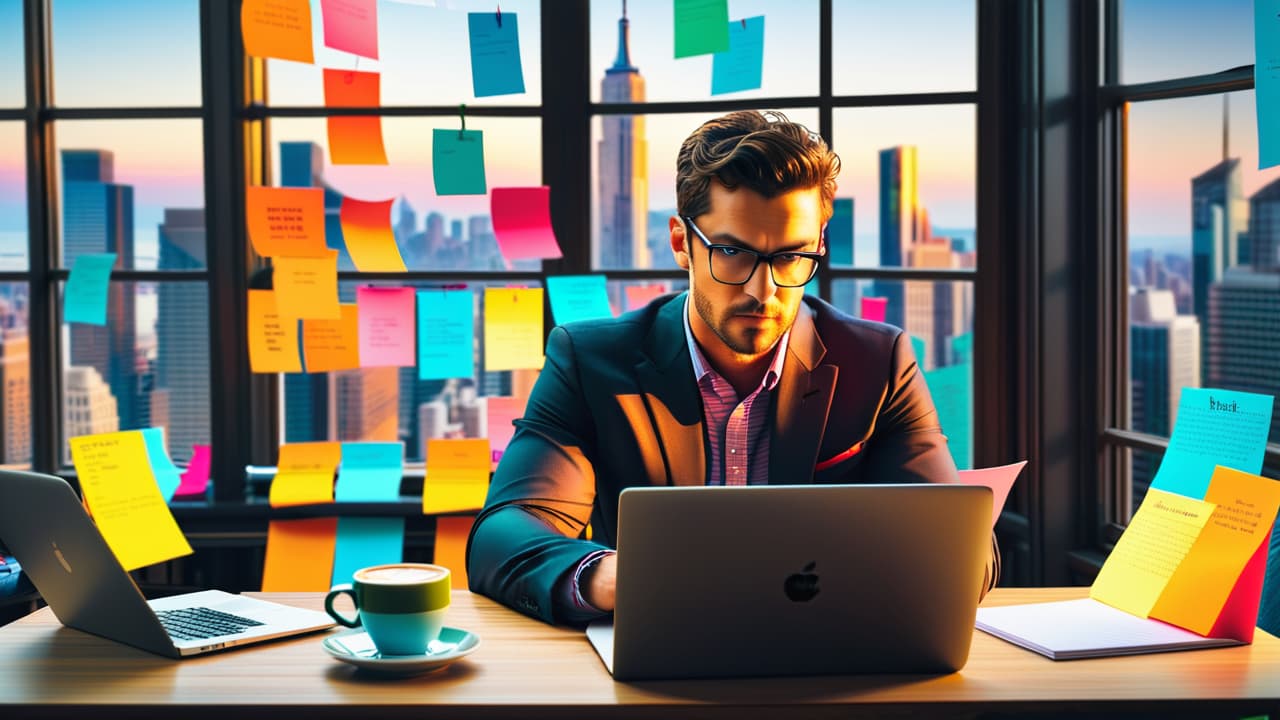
[[581, 553, 617, 611]]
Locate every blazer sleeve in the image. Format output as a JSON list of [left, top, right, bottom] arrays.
[[465, 326, 613, 624]]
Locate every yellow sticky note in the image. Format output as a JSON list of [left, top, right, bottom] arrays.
[[269, 442, 342, 507], [261, 518, 338, 591], [1090, 488, 1215, 617], [433, 515, 476, 589], [274, 252, 341, 320], [68, 431, 193, 571], [424, 438, 491, 514], [303, 303, 361, 372], [248, 289, 303, 373], [483, 288, 544, 371]]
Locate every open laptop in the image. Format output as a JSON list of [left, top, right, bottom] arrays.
[[0, 470, 334, 658], [586, 484, 991, 680]]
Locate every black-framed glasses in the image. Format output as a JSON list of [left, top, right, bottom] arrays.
[[683, 216, 824, 288]]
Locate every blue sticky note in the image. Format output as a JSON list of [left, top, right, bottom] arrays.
[[674, 0, 730, 58], [468, 12, 525, 98], [417, 290, 474, 380], [433, 128, 487, 196], [332, 517, 405, 586], [951, 332, 973, 364], [711, 16, 765, 95], [141, 428, 182, 502], [546, 275, 613, 325], [64, 253, 116, 325], [336, 442, 404, 502], [925, 362, 972, 470], [1257, 0, 1280, 169], [910, 335, 927, 366], [1151, 388, 1275, 499]]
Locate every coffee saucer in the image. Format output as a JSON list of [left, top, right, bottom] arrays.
[[322, 627, 480, 675]]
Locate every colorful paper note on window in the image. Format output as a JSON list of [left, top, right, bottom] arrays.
[[174, 444, 212, 499], [269, 441, 342, 507], [433, 128, 487, 195], [954, 461, 1025, 531], [924, 361, 973, 470], [483, 287, 544, 371], [674, 0, 730, 57], [246, 186, 328, 258], [433, 515, 475, 588], [303, 303, 361, 372], [247, 289, 303, 373], [424, 438, 491, 514], [711, 16, 764, 95], [240, 0, 314, 64], [68, 431, 193, 571], [339, 197, 407, 271], [490, 186, 562, 262], [1257, 0, 1280, 169], [332, 517, 404, 586], [546, 275, 614, 325], [468, 11, 525, 97], [273, 251, 341, 320], [910, 336, 927, 366], [262, 518, 337, 591], [357, 286, 416, 367], [487, 396, 526, 470], [1150, 388, 1274, 500], [336, 441, 404, 502], [324, 69, 388, 165], [141, 427, 183, 502], [64, 253, 116, 326], [321, 0, 379, 59], [417, 289, 474, 380], [624, 283, 669, 311], [860, 296, 887, 323]]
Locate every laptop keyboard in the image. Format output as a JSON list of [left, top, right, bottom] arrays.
[[155, 607, 266, 641]]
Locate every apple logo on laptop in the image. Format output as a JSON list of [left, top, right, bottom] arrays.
[[784, 561, 819, 602], [52, 542, 73, 573]]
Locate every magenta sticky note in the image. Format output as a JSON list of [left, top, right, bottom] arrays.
[[860, 296, 888, 323], [174, 444, 212, 498], [357, 286, 416, 367], [490, 186, 564, 262], [486, 396, 527, 470], [322, 0, 379, 60]]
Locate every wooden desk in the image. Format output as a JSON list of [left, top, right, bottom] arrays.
[[1, 588, 1277, 719]]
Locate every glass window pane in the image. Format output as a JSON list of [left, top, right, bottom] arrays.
[[831, 106, 976, 268], [268, 117, 541, 272], [51, 0, 201, 107], [832, 1, 975, 95], [0, 121, 26, 270], [0, 282, 31, 469], [59, 281, 210, 466], [55, 120, 205, 271], [0, 0, 23, 108], [606, 278, 688, 316], [1120, 0, 1251, 85], [589, 0, 819, 104], [266, 0, 541, 107], [592, 109, 820, 271]]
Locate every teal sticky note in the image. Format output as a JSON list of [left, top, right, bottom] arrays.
[[64, 253, 116, 325], [417, 289, 474, 380], [951, 332, 973, 363], [711, 16, 764, 95], [141, 428, 182, 502], [546, 275, 613, 325], [674, 0, 730, 58], [468, 12, 525, 97], [332, 517, 405, 586], [433, 129, 487, 196], [925, 362, 972, 470], [1151, 388, 1275, 499], [1256, 0, 1280, 168], [910, 336, 927, 366], [336, 442, 404, 502]]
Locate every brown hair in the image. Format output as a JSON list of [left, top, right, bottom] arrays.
[[675, 110, 841, 222]]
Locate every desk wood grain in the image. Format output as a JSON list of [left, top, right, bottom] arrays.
[[1, 588, 1278, 719]]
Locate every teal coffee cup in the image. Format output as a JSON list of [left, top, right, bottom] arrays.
[[325, 563, 451, 656]]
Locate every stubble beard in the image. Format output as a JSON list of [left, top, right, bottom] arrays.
[[692, 284, 796, 358]]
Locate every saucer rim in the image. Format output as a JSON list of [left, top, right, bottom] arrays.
[[322, 626, 480, 666]]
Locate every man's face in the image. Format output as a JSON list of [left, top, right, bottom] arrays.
[[670, 183, 825, 362]]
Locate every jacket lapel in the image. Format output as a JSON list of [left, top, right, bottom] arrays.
[[770, 303, 838, 484], [634, 295, 707, 486]]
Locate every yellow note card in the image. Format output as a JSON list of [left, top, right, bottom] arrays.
[[261, 518, 338, 591], [483, 288, 545, 371], [248, 289, 303, 373], [274, 251, 341, 320], [303, 303, 361, 372], [424, 438, 491, 514], [433, 515, 476, 589], [68, 431, 193, 571], [1090, 488, 1215, 617], [269, 442, 342, 507], [1149, 467, 1280, 635]]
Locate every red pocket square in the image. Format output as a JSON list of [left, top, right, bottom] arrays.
[[814, 442, 865, 471]]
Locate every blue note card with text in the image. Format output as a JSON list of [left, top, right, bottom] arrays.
[[336, 442, 404, 502], [1150, 387, 1274, 500], [1256, 0, 1280, 169], [711, 16, 765, 95], [417, 290, 474, 380], [547, 275, 613, 325], [469, 12, 525, 97]]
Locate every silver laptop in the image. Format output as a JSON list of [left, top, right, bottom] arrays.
[[0, 470, 334, 658], [587, 484, 991, 680]]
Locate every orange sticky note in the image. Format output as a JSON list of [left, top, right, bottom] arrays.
[[248, 289, 303, 373], [269, 441, 342, 507], [483, 287, 545, 371], [274, 251, 341, 320], [339, 197, 407, 272], [246, 186, 328, 258], [240, 0, 314, 64], [303, 303, 361, 372], [324, 69, 387, 165], [261, 518, 338, 591], [433, 515, 476, 589], [424, 438, 491, 514]]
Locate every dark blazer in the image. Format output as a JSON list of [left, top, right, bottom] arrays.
[[466, 293, 995, 624]]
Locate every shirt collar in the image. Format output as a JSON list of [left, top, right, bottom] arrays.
[[682, 294, 789, 393]]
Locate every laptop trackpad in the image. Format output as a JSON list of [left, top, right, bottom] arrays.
[[585, 620, 614, 675]]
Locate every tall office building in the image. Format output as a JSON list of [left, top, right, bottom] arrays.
[[1130, 288, 1201, 495], [154, 208, 209, 462], [64, 365, 120, 439], [596, 3, 649, 273], [62, 149, 139, 431], [0, 328, 31, 466], [877, 146, 926, 329], [1190, 157, 1247, 382], [334, 366, 400, 443]]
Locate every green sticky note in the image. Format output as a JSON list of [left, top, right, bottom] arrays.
[[433, 129, 487, 196], [674, 0, 729, 58]]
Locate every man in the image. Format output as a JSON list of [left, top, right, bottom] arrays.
[[467, 110, 996, 624]]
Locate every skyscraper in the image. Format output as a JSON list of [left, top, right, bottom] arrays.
[[877, 146, 925, 329], [63, 365, 119, 440], [596, 2, 649, 272], [155, 208, 209, 461], [1190, 157, 1246, 381], [0, 327, 31, 467], [1130, 287, 1201, 496]]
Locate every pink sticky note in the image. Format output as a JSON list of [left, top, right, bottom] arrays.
[[321, 0, 379, 60], [953, 461, 1027, 530], [860, 296, 888, 323], [357, 287, 416, 367], [490, 187, 564, 262], [624, 283, 669, 312], [174, 445, 212, 498], [487, 396, 527, 470]]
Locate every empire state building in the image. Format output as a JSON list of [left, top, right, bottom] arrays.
[[597, 2, 649, 270]]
